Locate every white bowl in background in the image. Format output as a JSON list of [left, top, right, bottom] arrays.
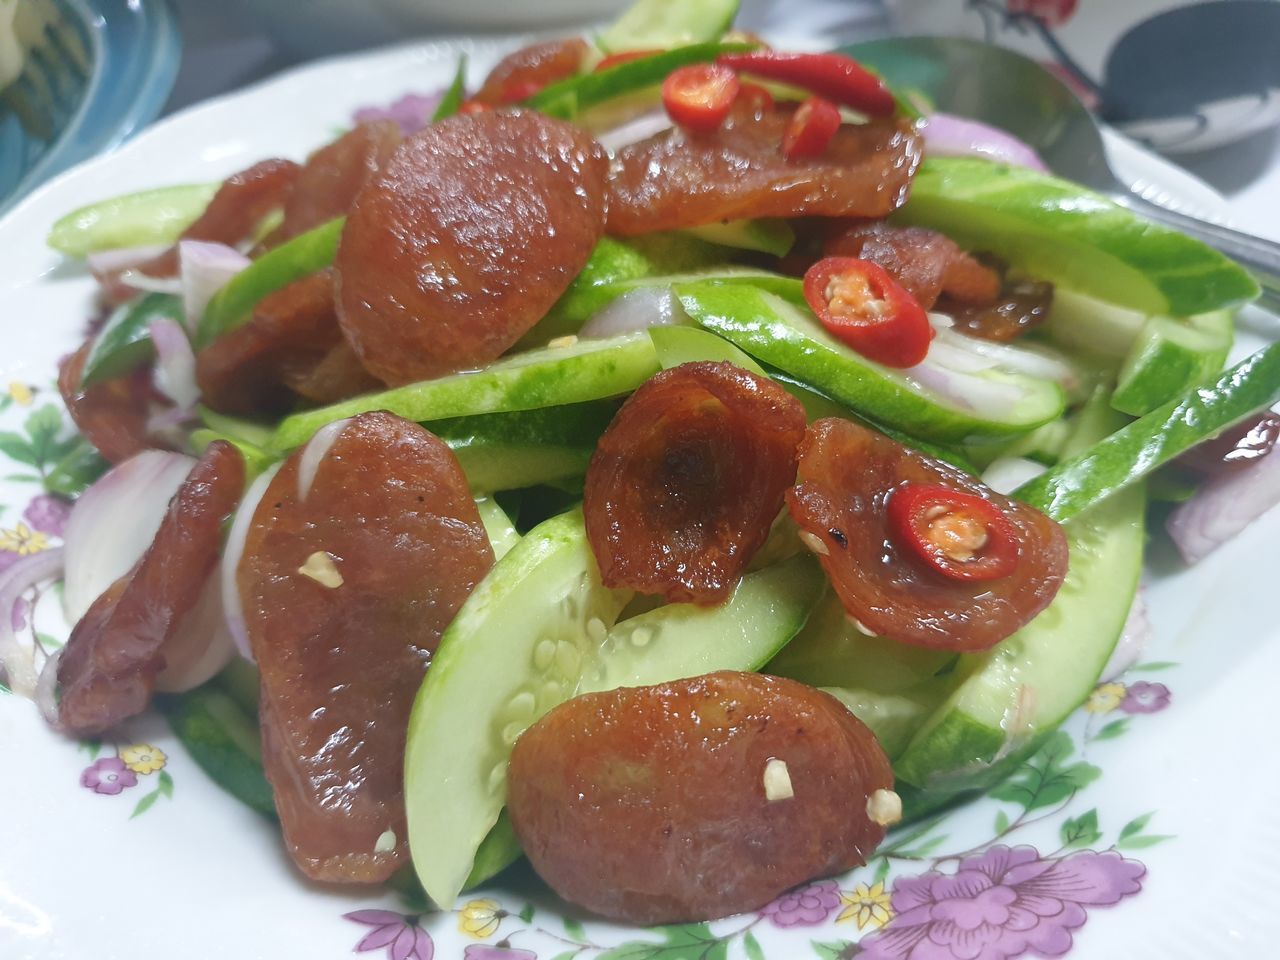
[[231, 0, 630, 58], [882, 0, 1280, 154]]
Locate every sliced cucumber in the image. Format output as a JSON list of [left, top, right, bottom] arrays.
[[1015, 342, 1280, 520], [273, 333, 661, 451], [582, 553, 825, 693], [474, 496, 520, 559], [428, 402, 617, 493], [47, 183, 219, 256], [1112, 310, 1233, 417], [157, 665, 275, 818], [676, 281, 1065, 442], [197, 216, 344, 348], [898, 158, 1259, 317], [189, 429, 276, 478], [1044, 287, 1146, 360], [823, 686, 951, 760], [683, 218, 795, 257], [197, 406, 276, 450], [893, 485, 1145, 809], [81, 293, 184, 387], [405, 510, 634, 909], [597, 0, 740, 53]]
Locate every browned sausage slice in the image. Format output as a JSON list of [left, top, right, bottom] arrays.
[[507, 671, 895, 924], [237, 411, 493, 883], [336, 110, 609, 384]]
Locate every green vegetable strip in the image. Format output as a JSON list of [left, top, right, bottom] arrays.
[[47, 183, 219, 256], [433, 55, 469, 122], [197, 216, 345, 348], [272, 333, 660, 451], [526, 41, 754, 118], [81, 293, 184, 387], [1015, 342, 1280, 520]]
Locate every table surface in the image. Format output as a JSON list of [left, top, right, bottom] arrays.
[[163, 0, 1280, 241]]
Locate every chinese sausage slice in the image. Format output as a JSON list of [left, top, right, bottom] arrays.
[[238, 411, 493, 883], [787, 418, 1068, 651], [336, 109, 609, 385], [57, 442, 246, 735], [507, 671, 896, 925], [583, 361, 807, 605]]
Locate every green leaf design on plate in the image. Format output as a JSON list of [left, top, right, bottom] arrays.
[[563, 917, 587, 941], [1060, 808, 1103, 849], [1093, 718, 1130, 741], [1117, 834, 1175, 849], [158, 770, 175, 798], [130, 788, 161, 820], [1118, 811, 1154, 842], [988, 731, 1102, 812], [1129, 661, 1179, 673], [994, 809, 1011, 834], [596, 923, 727, 960], [743, 930, 765, 960], [811, 940, 856, 960]]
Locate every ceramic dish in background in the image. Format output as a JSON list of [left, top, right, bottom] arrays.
[[0, 0, 180, 216], [3, 34, 1280, 960]]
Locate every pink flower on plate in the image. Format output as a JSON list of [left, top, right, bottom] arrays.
[[463, 945, 538, 960], [353, 92, 445, 136], [857, 845, 1145, 960], [1119, 681, 1171, 715], [1006, 0, 1078, 28], [759, 879, 842, 928], [23, 494, 71, 538], [81, 757, 138, 796], [344, 910, 434, 960]]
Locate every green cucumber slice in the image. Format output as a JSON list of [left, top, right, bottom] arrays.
[[433, 55, 468, 122], [897, 157, 1259, 316], [428, 402, 618, 493], [48, 183, 219, 256], [822, 686, 951, 760], [1015, 341, 1280, 520], [893, 485, 1145, 807], [683, 218, 795, 257], [474, 496, 520, 559], [197, 216, 344, 348], [1043, 287, 1146, 360], [1111, 310, 1233, 416], [81, 293, 184, 387], [676, 281, 1065, 442], [157, 667, 276, 818], [405, 509, 633, 908], [581, 553, 825, 693], [273, 333, 661, 451], [197, 406, 276, 449], [190, 429, 277, 478], [597, 0, 740, 53], [527, 41, 752, 119]]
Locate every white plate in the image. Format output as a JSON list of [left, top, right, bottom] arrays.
[[2, 36, 1278, 960]]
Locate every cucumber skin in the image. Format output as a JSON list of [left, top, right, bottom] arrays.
[[893, 486, 1145, 806], [1016, 342, 1280, 521], [272, 333, 660, 452], [597, 0, 740, 53], [197, 216, 344, 348], [1111, 311, 1233, 417], [898, 158, 1259, 316], [47, 183, 219, 256], [676, 281, 1064, 443], [81, 293, 184, 387]]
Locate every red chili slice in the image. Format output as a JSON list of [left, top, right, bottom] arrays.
[[662, 63, 741, 134], [786, 418, 1068, 651], [735, 81, 775, 116], [888, 483, 1020, 581], [803, 256, 933, 368], [782, 96, 842, 159], [57, 442, 246, 735], [239, 411, 493, 883], [584, 361, 807, 605], [717, 51, 895, 117]]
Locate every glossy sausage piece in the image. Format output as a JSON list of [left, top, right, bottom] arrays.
[[507, 671, 895, 924]]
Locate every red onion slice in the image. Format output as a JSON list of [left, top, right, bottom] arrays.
[[579, 287, 683, 339], [922, 113, 1050, 171], [155, 573, 237, 693], [179, 240, 250, 332], [35, 646, 64, 727], [0, 549, 65, 698], [86, 244, 170, 276], [596, 109, 674, 153], [62, 452, 196, 623], [982, 456, 1048, 495], [221, 463, 282, 661], [149, 316, 200, 412], [906, 361, 1028, 417], [1168, 441, 1280, 564], [297, 417, 352, 502]]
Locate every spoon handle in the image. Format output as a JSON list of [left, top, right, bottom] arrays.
[[1111, 191, 1280, 314]]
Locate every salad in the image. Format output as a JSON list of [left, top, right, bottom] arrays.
[[6, 0, 1280, 938]]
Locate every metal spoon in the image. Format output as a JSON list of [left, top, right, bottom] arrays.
[[845, 35, 1280, 313]]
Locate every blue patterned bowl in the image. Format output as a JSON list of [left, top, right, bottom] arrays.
[[0, 0, 180, 215]]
